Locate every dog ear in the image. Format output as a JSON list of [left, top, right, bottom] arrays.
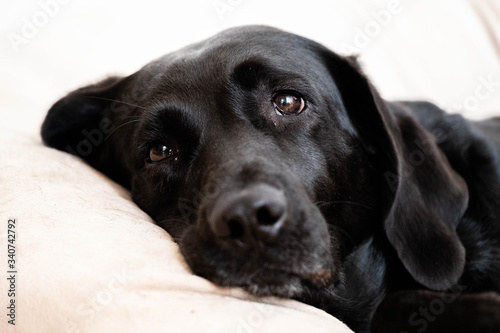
[[321, 51, 468, 290], [41, 76, 131, 185]]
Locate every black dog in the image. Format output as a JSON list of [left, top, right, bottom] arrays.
[[41, 26, 500, 332]]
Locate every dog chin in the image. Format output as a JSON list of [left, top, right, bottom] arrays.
[[244, 277, 306, 298], [218, 268, 334, 299]]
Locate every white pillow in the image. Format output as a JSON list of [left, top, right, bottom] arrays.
[[0, 126, 353, 333]]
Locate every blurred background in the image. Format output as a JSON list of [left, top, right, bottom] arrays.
[[1, 0, 499, 134]]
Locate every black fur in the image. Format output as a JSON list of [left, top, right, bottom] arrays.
[[41, 26, 500, 332]]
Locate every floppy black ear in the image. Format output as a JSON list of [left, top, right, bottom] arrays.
[[322, 51, 468, 290], [41, 76, 131, 186]]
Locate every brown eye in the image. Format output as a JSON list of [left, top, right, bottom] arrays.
[[273, 93, 305, 115], [149, 144, 179, 162]]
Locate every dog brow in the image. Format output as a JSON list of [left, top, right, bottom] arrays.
[[231, 59, 269, 90]]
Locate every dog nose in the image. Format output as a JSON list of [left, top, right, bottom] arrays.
[[208, 184, 287, 248]]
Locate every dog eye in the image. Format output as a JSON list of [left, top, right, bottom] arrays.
[[273, 93, 305, 116], [149, 144, 179, 163]]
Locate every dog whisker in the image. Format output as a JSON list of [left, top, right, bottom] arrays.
[[104, 119, 141, 141], [92, 96, 146, 109], [315, 200, 373, 210], [87, 96, 147, 109]]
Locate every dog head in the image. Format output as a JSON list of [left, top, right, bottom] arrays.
[[42, 26, 468, 297]]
